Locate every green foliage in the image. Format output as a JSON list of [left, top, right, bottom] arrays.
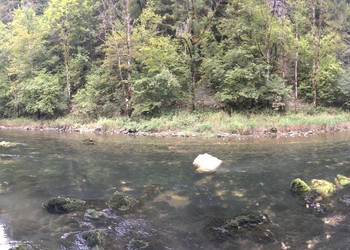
[[133, 68, 181, 116], [73, 67, 119, 118], [18, 71, 67, 118]]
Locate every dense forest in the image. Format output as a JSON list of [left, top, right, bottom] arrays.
[[0, 0, 350, 119]]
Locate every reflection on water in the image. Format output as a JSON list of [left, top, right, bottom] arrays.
[[0, 130, 350, 249]]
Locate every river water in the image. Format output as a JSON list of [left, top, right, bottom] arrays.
[[0, 130, 350, 249]]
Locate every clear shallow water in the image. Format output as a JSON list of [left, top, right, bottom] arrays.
[[0, 130, 350, 249]]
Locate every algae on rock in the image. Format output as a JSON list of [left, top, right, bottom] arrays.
[[310, 179, 337, 198], [82, 229, 105, 248], [290, 178, 312, 198], [107, 191, 139, 211], [42, 197, 86, 213], [336, 174, 350, 187]]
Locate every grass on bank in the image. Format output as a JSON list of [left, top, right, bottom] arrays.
[[1, 109, 350, 136]]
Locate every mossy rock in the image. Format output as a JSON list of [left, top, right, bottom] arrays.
[[108, 191, 139, 211], [336, 174, 350, 187], [42, 197, 85, 214], [84, 209, 103, 220], [290, 178, 312, 198], [310, 179, 337, 198], [209, 211, 268, 235], [128, 239, 149, 249], [0, 141, 21, 148], [82, 138, 95, 145], [82, 230, 105, 248], [9, 242, 38, 250], [220, 212, 268, 230]]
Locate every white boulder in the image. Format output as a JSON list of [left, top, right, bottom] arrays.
[[193, 153, 222, 173]]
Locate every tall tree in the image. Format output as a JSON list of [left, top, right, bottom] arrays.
[[44, 0, 98, 99]]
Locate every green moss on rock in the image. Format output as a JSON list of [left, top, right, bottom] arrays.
[[82, 230, 105, 247], [310, 179, 337, 198], [0, 141, 21, 148], [336, 174, 350, 187], [9, 242, 37, 250], [84, 209, 102, 220], [82, 138, 95, 145], [108, 191, 139, 211], [220, 212, 268, 230], [290, 178, 312, 198], [128, 239, 149, 249], [42, 197, 85, 214]]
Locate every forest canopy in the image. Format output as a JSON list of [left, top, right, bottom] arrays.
[[0, 0, 350, 119]]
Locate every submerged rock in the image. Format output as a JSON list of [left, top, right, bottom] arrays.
[[82, 138, 95, 145], [209, 211, 268, 234], [290, 178, 312, 198], [82, 229, 105, 248], [193, 153, 222, 173], [84, 209, 103, 220], [128, 239, 149, 249], [42, 197, 85, 214], [310, 179, 337, 198], [108, 191, 139, 211], [140, 184, 164, 201]]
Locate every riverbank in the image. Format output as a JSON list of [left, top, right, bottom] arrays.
[[1, 110, 350, 139]]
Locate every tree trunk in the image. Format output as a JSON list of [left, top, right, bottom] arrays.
[[63, 34, 71, 98], [294, 25, 299, 111], [311, 0, 322, 108], [124, 0, 132, 117]]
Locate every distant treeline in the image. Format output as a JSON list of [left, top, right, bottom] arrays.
[[0, 0, 350, 119]]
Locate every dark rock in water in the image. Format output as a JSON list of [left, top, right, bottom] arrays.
[[42, 197, 85, 214], [207, 211, 273, 244], [128, 239, 149, 249], [340, 194, 350, 206], [304, 193, 327, 214], [82, 229, 105, 248], [208, 212, 268, 236], [82, 138, 95, 145], [108, 191, 139, 211], [140, 184, 163, 201], [290, 178, 312, 198]]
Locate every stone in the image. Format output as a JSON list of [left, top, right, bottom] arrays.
[[84, 209, 103, 220], [42, 197, 85, 214], [193, 153, 222, 173], [82, 138, 95, 145], [81, 230, 105, 248], [0, 141, 22, 148], [208, 211, 268, 237], [290, 178, 312, 198], [9, 242, 38, 250], [336, 174, 350, 187], [107, 191, 139, 211], [310, 179, 337, 198], [128, 239, 149, 249]]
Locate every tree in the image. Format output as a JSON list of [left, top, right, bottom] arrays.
[[44, 0, 98, 98], [176, 0, 223, 111], [7, 4, 48, 115]]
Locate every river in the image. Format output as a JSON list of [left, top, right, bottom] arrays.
[[0, 130, 350, 249]]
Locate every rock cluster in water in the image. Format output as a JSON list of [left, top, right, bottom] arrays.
[[290, 174, 350, 214]]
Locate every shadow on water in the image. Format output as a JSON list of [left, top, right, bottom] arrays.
[[1, 130, 350, 249]]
